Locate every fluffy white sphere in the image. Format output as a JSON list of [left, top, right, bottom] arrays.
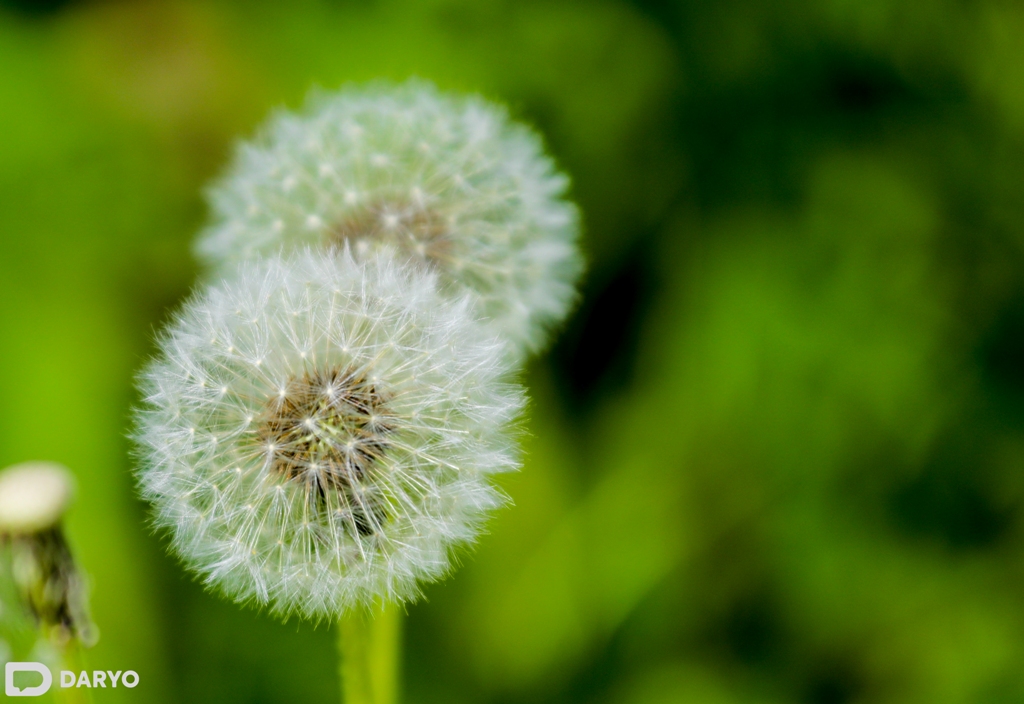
[[134, 249, 524, 619], [196, 80, 583, 359]]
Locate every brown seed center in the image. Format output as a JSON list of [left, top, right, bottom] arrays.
[[331, 197, 453, 265], [257, 366, 394, 534]]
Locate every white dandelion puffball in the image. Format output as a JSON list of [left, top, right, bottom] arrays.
[[196, 80, 583, 359], [134, 249, 524, 619]]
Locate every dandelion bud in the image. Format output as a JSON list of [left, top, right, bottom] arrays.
[[0, 463, 72, 535], [0, 462, 96, 646], [196, 80, 583, 359], [134, 249, 524, 619]]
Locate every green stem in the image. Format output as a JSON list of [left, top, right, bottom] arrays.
[[56, 641, 94, 704], [338, 602, 402, 704]]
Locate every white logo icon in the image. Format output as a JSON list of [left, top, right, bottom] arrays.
[[5, 662, 52, 697], [4, 663, 138, 696]]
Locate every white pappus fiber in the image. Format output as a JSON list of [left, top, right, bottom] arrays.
[[134, 248, 524, 619], [196, 80, 583, 359]]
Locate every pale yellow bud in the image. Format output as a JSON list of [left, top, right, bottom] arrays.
[[0, 462, 73, 534]]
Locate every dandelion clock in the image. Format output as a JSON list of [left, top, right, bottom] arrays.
[[133, 249, 523, 620], [196, 80, 583, 359]]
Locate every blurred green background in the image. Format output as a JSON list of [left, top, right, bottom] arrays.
[[3, 0, 1024, 702]]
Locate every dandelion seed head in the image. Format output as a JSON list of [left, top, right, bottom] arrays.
[[133, 249, 523, 619], [196, 80, 583, 359]]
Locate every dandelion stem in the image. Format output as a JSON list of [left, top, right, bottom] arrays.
[[57, 642, 94, 704], [338, 602, 401, 704]]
